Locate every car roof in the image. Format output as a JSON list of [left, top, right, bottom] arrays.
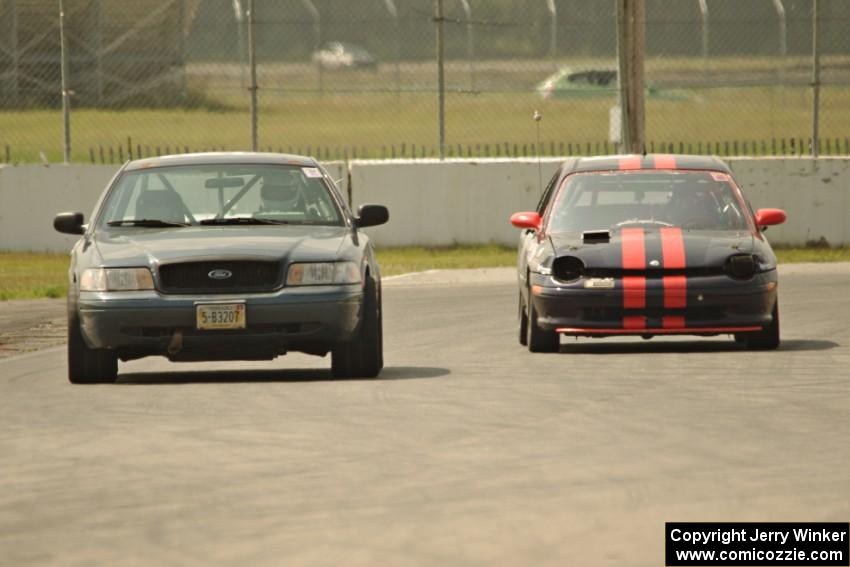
[[124, 152, 317, 172], [564, 154, 732, 175]]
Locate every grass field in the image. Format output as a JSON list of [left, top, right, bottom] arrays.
[[2, 246, 849, 301], [0, 253, 69, 301], [3, 86, 850, 164]]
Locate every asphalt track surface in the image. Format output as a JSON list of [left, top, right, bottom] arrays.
[[2, 265, 849, 566]]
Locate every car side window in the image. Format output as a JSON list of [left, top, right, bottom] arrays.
[[536, 171, 561, 214]]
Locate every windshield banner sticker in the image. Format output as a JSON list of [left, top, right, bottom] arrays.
[[302, 167, 323, 178]]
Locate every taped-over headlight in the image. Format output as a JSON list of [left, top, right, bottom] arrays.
[[286, 262, 361, 286], [80, 268, 154, 291], [754, 254, 776, 273]]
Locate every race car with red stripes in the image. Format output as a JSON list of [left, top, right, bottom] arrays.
[[511, 154, 787, 352]]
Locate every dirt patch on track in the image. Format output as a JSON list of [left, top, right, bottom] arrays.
[[0, 298, 65, 358]]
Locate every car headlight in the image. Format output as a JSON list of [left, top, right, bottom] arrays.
[[286, 262, 361, 286], [80, 268, 154, 291], [725, 254, 757, 280], [552, 256, 585, 282], [530, 248, 554, 276]]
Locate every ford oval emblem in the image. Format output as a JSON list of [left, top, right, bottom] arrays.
[[208, 269, 233, 280]]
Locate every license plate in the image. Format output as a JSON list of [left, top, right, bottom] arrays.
[[584, 277, 615, 289], [196, 303, 246, 330]]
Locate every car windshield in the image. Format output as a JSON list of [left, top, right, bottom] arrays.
[[98, 164, 344, 228], [547, 170, 751, 233]]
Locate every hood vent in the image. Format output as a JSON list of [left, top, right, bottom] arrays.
[[582, 230, 611, 244]]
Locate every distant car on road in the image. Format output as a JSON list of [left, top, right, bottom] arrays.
[[312, 42, 378, 70], [511, 154, 786, 352], [536, 66, 685, 100], [54, 152, 389, 383]]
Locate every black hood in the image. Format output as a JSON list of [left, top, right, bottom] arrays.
[[549, 228, 756, 269]]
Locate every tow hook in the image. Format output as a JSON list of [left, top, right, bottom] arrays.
[[166, 328, 183, 355]]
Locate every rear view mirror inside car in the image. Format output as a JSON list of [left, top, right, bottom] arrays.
[[205, 177, 246, 189]]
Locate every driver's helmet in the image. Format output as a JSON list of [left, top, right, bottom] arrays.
[[670, 186, 718, 228], [260, 170, 304, 212]]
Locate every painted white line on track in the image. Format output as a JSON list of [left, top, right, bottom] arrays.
[[382, 269, 440, 281]]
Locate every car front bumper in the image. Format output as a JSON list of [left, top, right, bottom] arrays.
[[528, 271, 778, 336], [77, 285, 364, 360]]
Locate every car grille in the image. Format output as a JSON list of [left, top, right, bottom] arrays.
[[582, 306, 719, 322], [158, 261, 281, 293]]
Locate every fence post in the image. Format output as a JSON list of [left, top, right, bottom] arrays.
[[247, 0, 258, 151], [698, 0, 708, 82], [176, 0, 187, 99], [459, 0, 475, 91], [811, 0, 820, 157], [9, 0, 19, 106], [232, 0, 245, 89], [59, 0, 71, 163], [435, 0, 446, 160], [616, 0, 646, 154], [546, 0, 557, 67], [301, 0, 322, 94], [94, 0, 104, 104], [383, 0, 401, 95], [772, 0, 786, 85]]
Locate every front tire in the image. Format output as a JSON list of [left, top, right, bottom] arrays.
[[518, 292, 528, 346], [67, 314, 118, 384], [526, 296, 559, 353], [332, 277, 383, 378], [737, 301, 780, 350]]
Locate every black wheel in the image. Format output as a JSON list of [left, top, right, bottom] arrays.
[[737, 301, 780, 350], [518, 292, 528, 346], [67, 313, 118, 384], [332, 277, 383, 378], [526, 295, 559, 353]]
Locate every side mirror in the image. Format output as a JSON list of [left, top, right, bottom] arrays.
[[355, 204, 389, 228], [54, 212, 85, 235], [754, 208, 786, 230], [510, 211, 542, 230]]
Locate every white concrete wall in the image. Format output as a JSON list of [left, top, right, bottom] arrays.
[[350, 158, 565, 247], [728, 158, 850, 247], [351, 157, 850, 248], [0, 165, 119, 253], [0, 161, 349, 253], [2, 158, 849, 252]]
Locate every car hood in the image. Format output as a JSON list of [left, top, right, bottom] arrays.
[[91, 225, 352, 267], [548, 229, 755, 269]]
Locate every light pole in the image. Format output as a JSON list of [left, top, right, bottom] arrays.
[[247, 0, 257, 151], [59, 0, 71, 163]]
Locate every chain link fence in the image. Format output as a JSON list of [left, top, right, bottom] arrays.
[[1, 0, 849, 163]]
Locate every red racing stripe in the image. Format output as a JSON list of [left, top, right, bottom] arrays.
[[621, 228, 646, 312], [618, 156, 642, 170], [621, 228, 646, 269], [660, 227, 685, 268], [623, 316, 647, 329], [663, 276, 687, 309], [662, 315, 685, 329], [623, 276, 646, 309], [653, 154, 677, 170], [660, 227, 687, 309]]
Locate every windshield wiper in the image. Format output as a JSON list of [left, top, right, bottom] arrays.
[[199, 217, 289, 225], [107, 219, 190, 227]]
